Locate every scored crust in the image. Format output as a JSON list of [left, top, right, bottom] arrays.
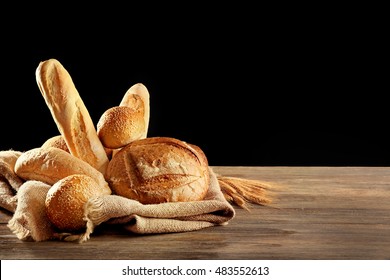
[[35, 59, 109, 173], [105, 137, 210, 204]]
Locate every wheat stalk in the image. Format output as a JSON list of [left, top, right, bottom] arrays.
[[218, 176, 272, 210]]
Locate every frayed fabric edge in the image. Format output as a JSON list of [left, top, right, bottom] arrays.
[[7, 213, 32, 241]]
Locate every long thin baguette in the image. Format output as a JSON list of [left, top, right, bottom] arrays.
[[35, 59, 109, 173]]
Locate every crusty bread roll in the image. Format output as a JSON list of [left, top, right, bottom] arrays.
[[35, 58, 109, 174], [45, 174, 110, 231], [97, 105, 145, 149], [105, 137, 210, 204], [41, 135, 70, 153], [14, 147, 111, 193], [97, 83, 150, 149]]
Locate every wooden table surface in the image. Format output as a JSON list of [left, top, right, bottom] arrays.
[[1, 166, 389, 260]]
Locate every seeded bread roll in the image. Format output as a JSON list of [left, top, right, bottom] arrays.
[[97, 105, 145, 149], [35, 59, 109, 173], [97, 83, 150, 149], [14, 147, 110, 193], [105, 137, 209, 204], [45, 174, 110, 231]]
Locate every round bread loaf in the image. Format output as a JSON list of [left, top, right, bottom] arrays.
[[45, 174, 111, 231], [97, 104, 146, 149], [105, 137, 210, 204]]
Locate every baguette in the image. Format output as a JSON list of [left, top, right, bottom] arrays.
[[119, 83, 150, 138], [14, 147, 110, 193], [35, 59, 109, 173]]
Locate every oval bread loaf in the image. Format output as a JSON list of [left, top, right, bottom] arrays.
[[105, 137, 210, 204], [14, 147, 111, 193]]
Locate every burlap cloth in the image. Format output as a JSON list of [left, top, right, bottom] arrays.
[[0, 150, 23, 213], [0, 150, 236, 243]]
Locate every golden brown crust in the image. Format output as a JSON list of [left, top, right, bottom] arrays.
[[41, 134, 113, 159], [97, 105, 146, 149], [119, 83, 150, 138], [188, 143, 209, 168], [42, 135, 70, 153], [45, 174, 110, 231], [35, 59, 109, 173], [106, 137, 209, 204], [14, 147, 111, 192]]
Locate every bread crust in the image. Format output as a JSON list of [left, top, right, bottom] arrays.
[[14, 147, 111, 193], [97, 105, 145, 149], [45, 174, 110, 231], [41, 135, 70, 153], [35, 59, 109, 173], [106, 137, 209, 204], [119, 83, 150, 139]]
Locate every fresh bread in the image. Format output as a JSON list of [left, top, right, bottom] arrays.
[[14, 147, 111, 193], [97, 83, 150, 149], [105, 137, 210, 204], [119, 83, 150, 138], [42, 134, 113, 159], [45, 174, 110, 231], [41, 135, 70, 153], [35, 58, 109, 174], [97, 105, 146, 149]]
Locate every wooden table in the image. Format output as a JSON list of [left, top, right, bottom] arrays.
[[1, 166, 389, 260]]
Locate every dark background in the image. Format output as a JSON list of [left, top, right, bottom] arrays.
[[0, 7, 387, 166]]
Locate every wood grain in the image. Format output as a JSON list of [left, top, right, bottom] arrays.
[[1, 166, 389, 260]]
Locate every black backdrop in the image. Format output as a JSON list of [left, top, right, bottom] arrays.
[[0, 11, 386, 166]]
